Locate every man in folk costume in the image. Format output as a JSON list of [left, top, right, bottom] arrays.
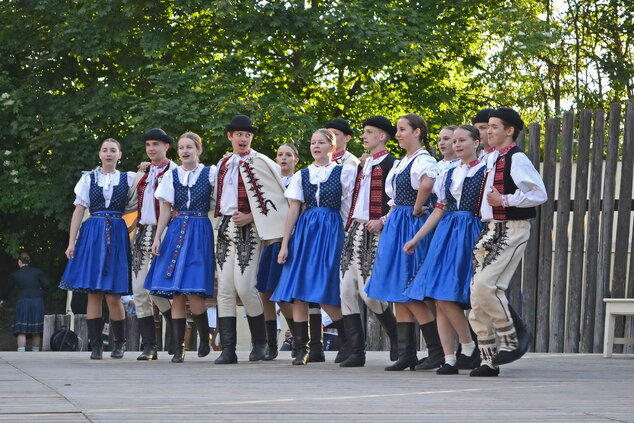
[[325, 118, 361, 168], [214, 115, 289, 364], [129, 128, 178, 360], [470, 108, 547, 376], [338, 116, 399, 367]]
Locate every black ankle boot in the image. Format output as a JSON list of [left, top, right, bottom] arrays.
[[247, 314, 267, 361], [292, 321, 309, 365], [375, 308, 398, 361], [162, 309, 175, 355], [192, 312, 211, 358], [110, 319, 126, 359], [385, 322, 418, 371], [171, 318, 186, 363], [264, 320, 279, 361], [87, 317, 104, 360], [214, 317, 238, 364], [415, 320, 444, 370], [333, 318, 350, 364], [137, 316, 158, 361], [285, 317, 298, 358], [339, 314, 365, 367], [307, 313, 325, 362]]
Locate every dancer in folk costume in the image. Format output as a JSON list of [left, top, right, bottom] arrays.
[[436, 125, 460, 173], [128, 128, 177, 360], [325, 118, 361, 168], [272, 129, 357, 365], [144, 132, 216, 363], [404, 125, 485, 375], [364, 114, 445, 371], [256, 143, 300, 360], [338, 116, 399, 367], [472, 108, 496, 162], [59, 138, 136, 360], [469, 108, 547, 376], [214, 115, 289, 364]]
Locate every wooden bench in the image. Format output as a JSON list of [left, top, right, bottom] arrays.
[[603, 299, 634, 357]]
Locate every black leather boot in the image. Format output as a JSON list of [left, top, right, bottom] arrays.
[[339, 314, 365, 367], [385, 322, 418, 371], [162, 309, 175, 355], [171, 318, 186, 363], [415, 320, 444, 370], [87, 317, 104, 360], [137, 316, 158, 361], [247, 313, 267, 361], [292, 321, 309, 365], [263, 320, 279, 361], [375, 308, 399, 361], [214, 317, 238, 364], [110, 319, 126, 359], [333, 318, 350, 364], [307, 313, 325, 362], [192, 312, 211, 358]]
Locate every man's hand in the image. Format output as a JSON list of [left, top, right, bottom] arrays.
[[487, 186, 504, 207], [232, 212, 254, 227], [365, 219, 384, 234]]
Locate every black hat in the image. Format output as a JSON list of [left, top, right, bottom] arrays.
[[225, 115, 258, 133], [471, 108, 496, 125], [489, 107, 524, 132], [324, 118, 353, 136], [362, 116, 396, 139], [140, 128, 173, 144]]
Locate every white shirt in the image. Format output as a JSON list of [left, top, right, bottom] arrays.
[[351, 152, 389, 222], [155, 164, 217, 208], [285, 163, 357, 221], [479, 148, 547, 221], [73, 169, 136, 209], [281, 174, 293, 189], [385, 149, 439, 206], [333, 150, 361, 168], [139, 160, 175, 225], [217, 150, 256, 215], [437, 158, 460, 173], [434, 160, 485, 209]]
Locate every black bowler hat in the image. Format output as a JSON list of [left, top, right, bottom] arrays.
[[489, 107, 524, 132], [472, 108, 496, 125], [324, 118, 353, 136], [362, 116, 396, 139], [225, 115, 258, 133], [140, 128, 173, 144]]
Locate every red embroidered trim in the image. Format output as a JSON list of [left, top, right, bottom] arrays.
[[332, 150, 346, 161], [372, 150, 388, 160], [214, 157, 230, 217], [497, 142, 516, 156]]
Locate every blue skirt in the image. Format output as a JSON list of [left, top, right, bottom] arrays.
[[271, 207, 344, 306], [365, 206, 433, 303], [404, 211, 483, 306], [12, 297, 45, 334], [59, 214, 131, 294], [144, 215, 215, 298], [257, 242, 283, 293]]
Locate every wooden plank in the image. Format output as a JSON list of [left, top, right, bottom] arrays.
[[73, 314, 88, 351], [565, 109, 591, 353], [593, 102, 621, 352], [550, 110, 574, 353], [42, 315, 56, 351], [508, 128, 526, 318], [625, 211, 634, 354], [535, 117, 558, 352], [581, 109, 605, 353], [126, 315, 140, 352]]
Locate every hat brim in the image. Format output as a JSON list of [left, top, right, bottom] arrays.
[[140, 134, 173, 144], [225, 125, 258, 134]]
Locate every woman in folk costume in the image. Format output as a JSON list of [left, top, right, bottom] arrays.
[[214, 115, 289, 364], [256, 143, 300, 360], [404, 125, 484, 375], [144, 132, 216, 363], [59, 138, 136, 360], [436, 125, 460, 173], [272, 128, 357, 365], [364, 113, 445, 371]]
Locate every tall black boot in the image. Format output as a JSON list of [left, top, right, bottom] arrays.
[[375, 308, 399, 361], [415, 320, 444, 370], [307, 313, 325, 362], [110, 319, 126, 359], [292, 321, 310, 365], [285, 317, 299, 358], [333, 318, 350, 364], [264, 320, 279, 361], [214, 317, 238, 364], [339, 314, 365, 367], [162, 309, 175, 355], [87, 317, 104, 360], [137, 316, 158, 361], [171, 318, 186, 363], [385, 322, 418, 371], [192, 312, 211, 358], [247, 313, 267, 361]]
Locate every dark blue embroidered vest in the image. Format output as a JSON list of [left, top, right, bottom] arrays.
[[173, 166, 212, 212], [88, 172, 128, 213], [301, 166, 343, 210], [444, 166, 486, 213]]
